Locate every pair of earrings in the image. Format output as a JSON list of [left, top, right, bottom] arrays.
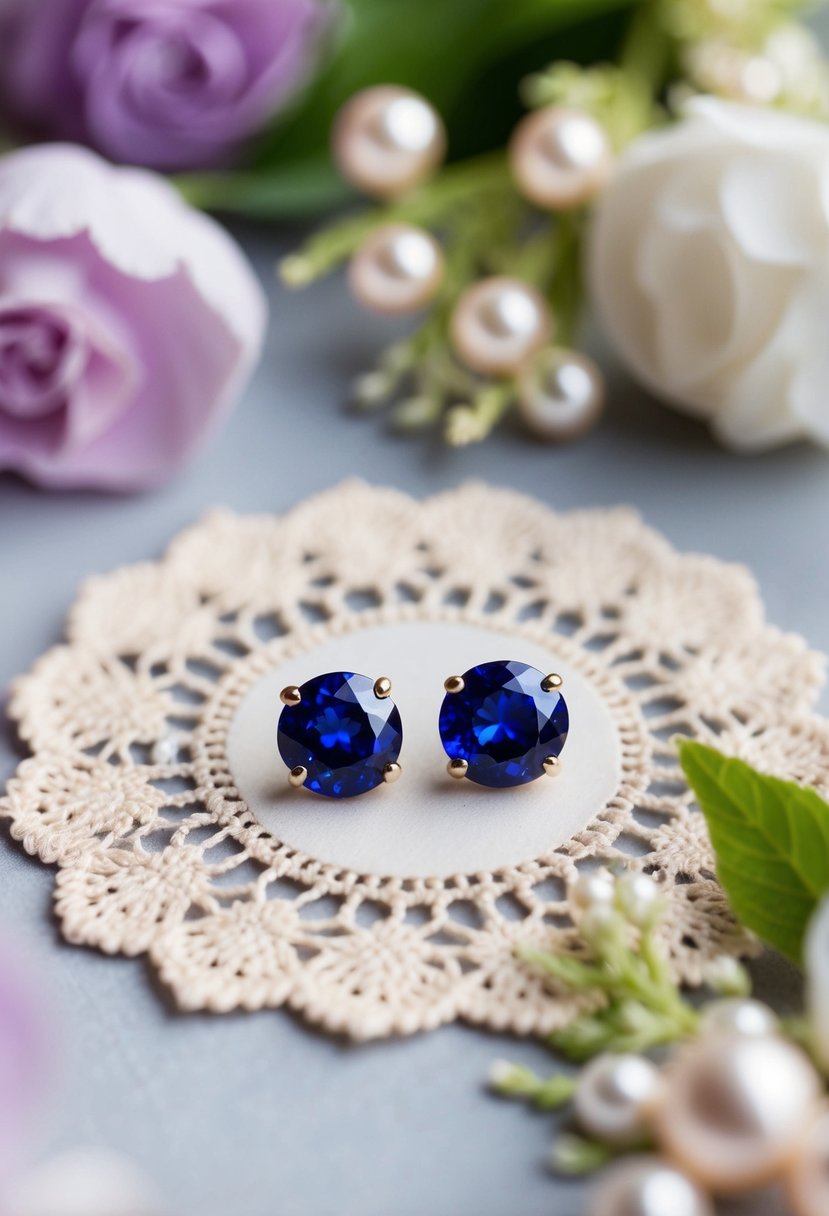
[[277, 659, 569, 800]]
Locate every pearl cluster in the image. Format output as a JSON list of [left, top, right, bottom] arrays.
[[332, 86, 609, 441], [565, 869, 828, 1216]]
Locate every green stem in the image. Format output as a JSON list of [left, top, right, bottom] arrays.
[[549, 211, 585, 346], [602, 1, 672, 146], [280, 153, 511, 285], [621, 2, 671, 109]]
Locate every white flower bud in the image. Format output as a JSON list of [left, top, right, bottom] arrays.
[[352, 371, 392, 408], [701, 955, 751, 997], [614, 872, 661, 927], [150, 735, 179, 767], [577, 903, 619, 945], [571, 869, 616, 911], [488, 1059, 518, 1088]]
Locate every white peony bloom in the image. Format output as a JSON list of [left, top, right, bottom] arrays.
[[590, 97, 829, 451]]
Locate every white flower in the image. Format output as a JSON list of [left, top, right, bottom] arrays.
[[590, 98, 829, 451]]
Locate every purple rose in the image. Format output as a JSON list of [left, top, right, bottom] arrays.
[[2, 0, 329, 170], [0, 142, 266, 490]]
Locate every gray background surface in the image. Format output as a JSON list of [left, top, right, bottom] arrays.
[[0, 210, 826, 1211]]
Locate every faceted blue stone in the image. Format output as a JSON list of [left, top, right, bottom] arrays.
[[277, 671, 403, 798], [439, 660, 569, 788]]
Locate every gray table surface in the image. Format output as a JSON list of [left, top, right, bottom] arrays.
[[0, 213, 825, 1215]]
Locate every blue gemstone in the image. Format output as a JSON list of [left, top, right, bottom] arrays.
[[439, 660, 569, 788], [278, 671, 403, 798]]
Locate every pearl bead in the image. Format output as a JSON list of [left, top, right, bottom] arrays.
[[151, 735, 179, 766], [614, 872, 660, 927], [701, 954, 750, 997], [348, 224, 444, 315], [591, 1157, 714, 1216], [787, 1108, 829, 1216], [578, 903, 619, 943], [700, 999, 778, 1039], [450, 277, 552, 376], [517, 348, 604, 441], [655, 1033, 822, 1192], [510, 105, 612, 210], [571, 869, 615, 911], [333, 86, 446, 199], [574, 1054, 664, 1146]]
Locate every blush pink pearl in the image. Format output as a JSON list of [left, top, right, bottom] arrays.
[[787, 1108, 829, 1216], [510, 105, 613, 210], [348, 224, 444, 314], [517, 347, 604, 441], [655, 1033, 822, 1193], [332, 86, 446, 199], [574, 1054, 664, 1147], [591, 1157, 714, 1216], [450, 277, 553, 376]]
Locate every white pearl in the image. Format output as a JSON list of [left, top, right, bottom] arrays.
[[348, 224, 444, 314], [517, 348, 603, 441], [578, 903, 619, 943], [510, 106, 612, 211], [571, 869, 616, 911], [450, 277, 552, 376], [333, 86, 446, 199], [614, 872, 660, 927], [591, 1156, 714, 1216], [786, 1107, 829, 1216], [700, 999, 778, 1039], [700, 954, 750, 997], [151, 735, 179, 766], [655, 1033, 822, 1192], [575, 1054, 664, 1146]]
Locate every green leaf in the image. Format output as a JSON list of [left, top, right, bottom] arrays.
[[176, 154, 350, 217], [179, 0, 636, 216], [677, 740, 829, 963]]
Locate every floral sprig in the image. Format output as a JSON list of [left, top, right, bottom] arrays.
[[486, 741, 829, 1213], [489, 867, 747, 1167], [521, 871, 703, 1061], [281, 0, 825, 448]]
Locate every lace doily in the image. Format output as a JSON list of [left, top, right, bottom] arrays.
[[2, 482, 827, 1040]]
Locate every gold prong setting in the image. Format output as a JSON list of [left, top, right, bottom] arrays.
[[439, 660, 569, 788], [278, 671, 403, 799]]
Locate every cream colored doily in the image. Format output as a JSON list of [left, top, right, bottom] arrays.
[[2, 481, 827, 1040]]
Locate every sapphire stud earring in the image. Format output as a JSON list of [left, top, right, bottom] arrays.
[[439, 661, 568, 787], [278, 672, 403, 798]]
